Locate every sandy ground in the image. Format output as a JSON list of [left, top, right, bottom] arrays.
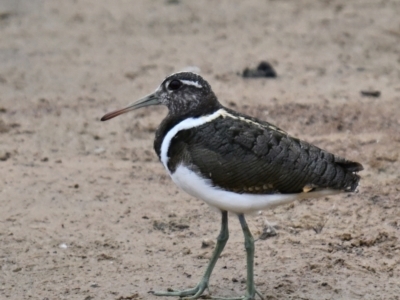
[[1, 1, 400, 299]]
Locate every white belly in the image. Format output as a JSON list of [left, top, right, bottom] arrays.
[[170, 164, 340, 214]]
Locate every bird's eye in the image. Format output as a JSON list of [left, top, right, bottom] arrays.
[[168, 80, 182, 91]]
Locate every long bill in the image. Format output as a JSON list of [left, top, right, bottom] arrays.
[[101, 93, 160, 121]]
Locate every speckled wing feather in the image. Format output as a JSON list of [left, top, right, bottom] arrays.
[[167, 112, 363, 195]]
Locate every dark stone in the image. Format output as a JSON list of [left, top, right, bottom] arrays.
[[242, 61, 277, 78], [360, 90, 381, 98]]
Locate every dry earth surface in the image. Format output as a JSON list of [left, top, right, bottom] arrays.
[[1, 0, 400, 299]]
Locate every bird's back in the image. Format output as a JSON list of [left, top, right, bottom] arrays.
[[160, 107, 363, 195]]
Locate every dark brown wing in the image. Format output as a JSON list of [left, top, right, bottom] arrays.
[[168, 114, 363, 194]]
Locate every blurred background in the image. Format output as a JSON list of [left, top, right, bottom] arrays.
[[0, 1, 399, 299]]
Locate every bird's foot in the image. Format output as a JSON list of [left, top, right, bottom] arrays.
[[210, 288, 264, 300], [153, 282, 264, 300], [153, 278, 209, 299]]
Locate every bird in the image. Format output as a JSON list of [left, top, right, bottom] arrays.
[[101, 72, 363, 300]]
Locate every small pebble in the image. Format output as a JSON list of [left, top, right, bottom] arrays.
[[94, 147, 105, 154], [259, 222, 277, 240], [182, 247, 191, 255], [201, 239, 215, 248], [0, 151, 11, 161]]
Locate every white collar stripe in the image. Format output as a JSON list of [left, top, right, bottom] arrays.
[[160, 109, 224, 171]]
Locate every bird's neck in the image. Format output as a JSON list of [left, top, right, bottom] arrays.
[[153, 97, 222, 159]]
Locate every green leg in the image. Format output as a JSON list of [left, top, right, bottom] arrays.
[[205, 215, 264, 300], [222, 214, 264, 300], [154, 211, 229, 299]]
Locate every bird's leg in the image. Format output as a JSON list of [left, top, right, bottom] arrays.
[[154, 210, 229, 299], [225, 214, 264, 300], [207, 215, 264, 300], [238, 214, 256, 299]]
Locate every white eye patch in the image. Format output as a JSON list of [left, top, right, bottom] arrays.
[[181, 80, 202, 88]]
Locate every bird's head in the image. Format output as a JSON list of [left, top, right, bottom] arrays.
[[101, 72, 221, 121]]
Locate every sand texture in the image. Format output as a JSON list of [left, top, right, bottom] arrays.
[[0, 1, 399, 299]]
